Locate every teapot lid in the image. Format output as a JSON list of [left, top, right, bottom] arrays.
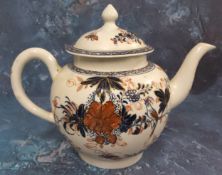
[[65, 4, 154, 58]]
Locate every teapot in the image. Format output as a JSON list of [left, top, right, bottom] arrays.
[[11, 4, 216, 169]]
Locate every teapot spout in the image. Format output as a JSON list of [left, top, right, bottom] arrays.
[[168, 42, 216, 111]]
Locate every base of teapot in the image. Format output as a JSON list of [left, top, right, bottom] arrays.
[[78, 152, 143, 169]]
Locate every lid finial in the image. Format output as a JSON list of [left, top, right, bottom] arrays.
[[102, 4, 118, 23]]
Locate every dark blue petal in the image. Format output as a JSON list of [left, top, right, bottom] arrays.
[[77, 104, 85, 118], [78, 125, 86, 137]]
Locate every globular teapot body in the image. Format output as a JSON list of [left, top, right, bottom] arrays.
[[11, 4, 215, 169], [51, 58, 170, 168]]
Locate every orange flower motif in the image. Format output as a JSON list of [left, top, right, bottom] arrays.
[[52, 97, 59, 108], [85, 33, 98, 41], [84, 101, 121, 145]]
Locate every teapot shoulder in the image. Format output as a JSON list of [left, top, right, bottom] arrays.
[[141, 63, 168, 80], [51, 63, 170, 102], [52, 63, 169, 87]]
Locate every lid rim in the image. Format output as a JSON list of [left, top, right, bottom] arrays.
[[65, 44, 154, 57]]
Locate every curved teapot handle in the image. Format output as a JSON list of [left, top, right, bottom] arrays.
[[11, 48, 61, 123]]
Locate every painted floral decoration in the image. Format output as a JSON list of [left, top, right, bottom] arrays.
[[81, 76, 124, 93], [155, 88, 170, 113], [84, 101, 121, 144], [54, 75, 170, 148], [111, 30, 142, 45], [85, 32, 98, 41], [81, 76, 124, 103], [56, 97, 87, 137], [119, 105, 136, 133], [125, 90, 140, 102]]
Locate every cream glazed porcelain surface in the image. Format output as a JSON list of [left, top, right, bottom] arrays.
[[51, 61, 169, 169], [11, 4, 216, 169]]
